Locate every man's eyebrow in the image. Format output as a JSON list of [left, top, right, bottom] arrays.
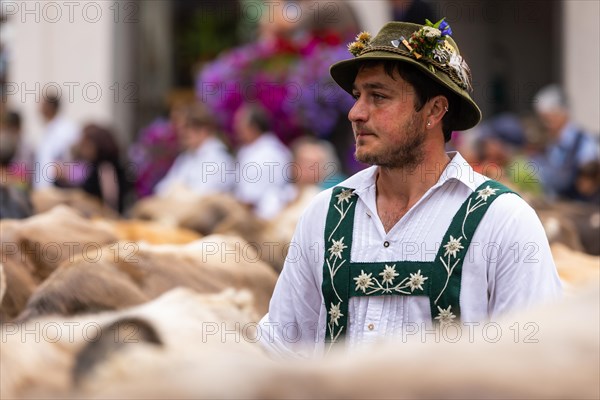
[[352, 82, 391, 91]]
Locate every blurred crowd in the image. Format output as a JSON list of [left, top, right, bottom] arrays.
[[2, 81, 598, 220], [0, 94, 346, 221], [456, 84, 600, 204], [0, 0, 598, 241]]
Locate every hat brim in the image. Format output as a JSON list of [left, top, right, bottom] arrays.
[[330, 51, 482, 131]]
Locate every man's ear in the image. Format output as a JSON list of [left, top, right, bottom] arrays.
[[425, 95, 449, 130]]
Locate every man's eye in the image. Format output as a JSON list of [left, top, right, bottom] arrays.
[[351, 93, 360, 100], [373, 93, 386, 100]]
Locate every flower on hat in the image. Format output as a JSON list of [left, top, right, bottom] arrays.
[[408, 18, 452, 59], [348, 41, 366, 56], [348, 31, 372, 57], [438, 19, 452, 36], [422, 26, 441, 38], [397, 18, 473, 92]]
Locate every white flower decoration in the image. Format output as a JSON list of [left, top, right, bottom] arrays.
[[407, 269, 428, 292], [328, 237, 347, 259], [443, 235, 464, 258], [448, 52, 472, 91], [379, 264, 399, 285], [354, 270, 373, 293], [434, 305, 456, 325], [422, 26, 441, 38], [328, 302, 343, 326], [448, 52, 463, 74], [432, 47, 450, 63], [336, 189, 354, 205], [476, 185, 499, 201]]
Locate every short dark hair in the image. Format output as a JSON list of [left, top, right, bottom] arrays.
[[186, 104, 217, 131], [357, 60, 461, 142], [81, 124, 120, 164], [244, 104, 271, 133], [44, 94, 61, 113], [4, 111, 21, 130]]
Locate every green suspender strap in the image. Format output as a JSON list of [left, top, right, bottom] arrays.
[[322, 180, 513, 348]]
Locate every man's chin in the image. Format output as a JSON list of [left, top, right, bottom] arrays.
[[354, 150, 378, 166]]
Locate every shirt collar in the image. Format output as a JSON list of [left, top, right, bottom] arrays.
[[194, 136, 224, 155]]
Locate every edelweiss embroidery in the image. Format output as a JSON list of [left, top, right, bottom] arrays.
[[476, 185, 499, 201], [321, 181, 512, 348], [434, 305, 456, 325], [407, 270, 428, 292], [354, 270, 374, 293], [328, 238, 347, 260], [328, 302, 343, 326], [379, 264, 399, 285], [353, 265, 429, 295], [443, 235, 464, 258]]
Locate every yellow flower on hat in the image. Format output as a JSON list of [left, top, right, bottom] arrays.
[[356, 31, 372, 43], [347, 31, 372, 57], [348, 41, 366, 57]]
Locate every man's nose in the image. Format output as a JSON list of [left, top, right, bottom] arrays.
[[348, 97, 367, 123]]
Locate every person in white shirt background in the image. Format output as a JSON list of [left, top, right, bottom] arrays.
[[34, 94, 80, 189], [154, 104, 234, 197], [259, 20, 562, 358], [233, 103, 293, 220]]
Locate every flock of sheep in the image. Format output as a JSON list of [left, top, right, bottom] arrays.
[[1, 186, 598, 399]]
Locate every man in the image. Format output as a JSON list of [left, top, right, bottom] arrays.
[[0, 110, 34, 188], [154, 104, 234, 197], [259, 21, 561, 358], [233, 103, 292, 219], [533, 84, 599, 200], [34, 95, 80, 189]]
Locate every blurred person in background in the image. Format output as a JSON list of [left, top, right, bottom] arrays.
[[473, 113, 542, 197], [293, 136, 346, 190], [533, 84, 600, 201], [264, 136, 347, 225], [574, 161, 600, 204], [55, 124, 129, 213], [233, 103, 292, 219], [0, 110, 33, 218], [34, 94, 80, 189], [128, 98, 188, 199], [154, 104, 234, 197], [0, 110, 34, 188]]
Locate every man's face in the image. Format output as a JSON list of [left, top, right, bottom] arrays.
[[233, 108, 254, 145], [349, 64, 427, 169], [537, 109, 568, 138], [181, 125, 207, 151], [40, 100, 56, 121]]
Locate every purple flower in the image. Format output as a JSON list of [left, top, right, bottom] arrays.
[[439, 20, 452, 37], [196, 36, 354, 144]]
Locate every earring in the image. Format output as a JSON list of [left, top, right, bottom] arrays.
[[444, 106, 449, 112], [426, 121, 431, 127]]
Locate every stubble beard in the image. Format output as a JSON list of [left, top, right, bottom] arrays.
[[354, 113, 426, 170]]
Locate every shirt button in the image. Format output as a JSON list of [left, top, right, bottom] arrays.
[[383, 241, 390, 248], [367, 323, 375, 331]]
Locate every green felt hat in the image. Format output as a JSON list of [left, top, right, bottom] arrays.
[[330, 20, 482, 131]]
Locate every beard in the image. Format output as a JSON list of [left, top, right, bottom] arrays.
[[354, 113, 426, 170]]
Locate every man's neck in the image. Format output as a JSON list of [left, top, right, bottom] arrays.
[[376, 144, 451, 214]]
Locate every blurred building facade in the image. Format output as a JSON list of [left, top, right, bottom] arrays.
[[1, 0, 598, 149]]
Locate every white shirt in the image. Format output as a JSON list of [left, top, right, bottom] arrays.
[[34, 116, 79, 189], [259, 152, 562, 358], [235, 133, 292, 219], [154, 137, 234, 197]]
